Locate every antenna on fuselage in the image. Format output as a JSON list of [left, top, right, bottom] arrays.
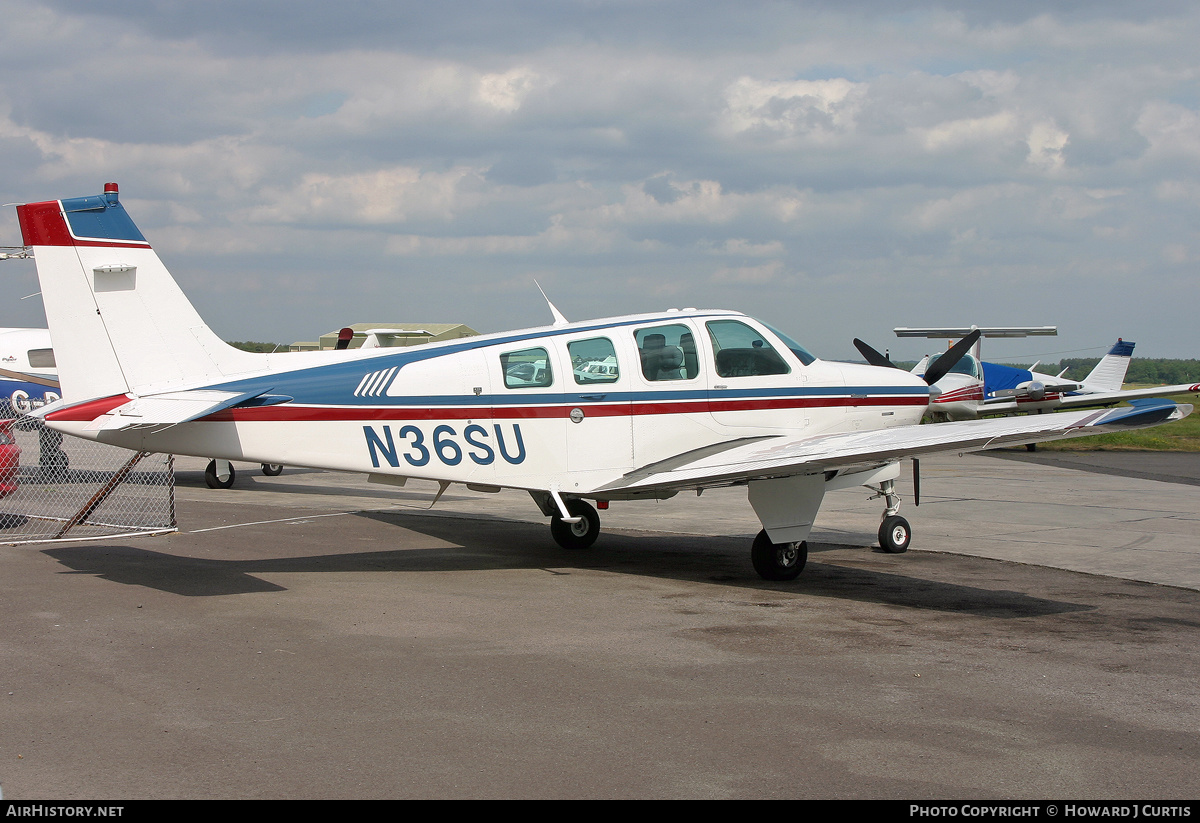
[[534, 281, 569, 327]]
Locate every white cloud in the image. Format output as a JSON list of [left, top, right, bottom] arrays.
[[474, 67, 542, 112], [2, 2, 1200, 356], [721, 76, 864, 140], [249, 166, 485, 225], [1026, 121, 1070, 170], [916, 112, 1019, 152]]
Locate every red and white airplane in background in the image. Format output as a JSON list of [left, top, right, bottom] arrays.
[[13, 184, 1192, 580], [856, 327, 1200, 423]]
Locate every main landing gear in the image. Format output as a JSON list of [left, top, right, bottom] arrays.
[[204, 459, 287, 488], [751, 531, 807, 581], [549, 498, 601, 550], [541, 473, 914, 582], [204, 459, 236, 489], [749, 476, 913, 581]]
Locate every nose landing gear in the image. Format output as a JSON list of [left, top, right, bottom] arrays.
[[870, 477, 911, 553]]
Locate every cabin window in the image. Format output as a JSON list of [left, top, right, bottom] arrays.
[[28, 348, 56, 368], [500, 347, 553, 389], [569, 338, 620, 384], [706, 320, 791, 378], [635, 324, 699, 382]]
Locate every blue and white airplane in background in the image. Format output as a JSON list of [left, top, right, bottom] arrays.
[[0, 327, 60, 416], [858, 327, 1200, 422], [13, 184, 1192, 580]]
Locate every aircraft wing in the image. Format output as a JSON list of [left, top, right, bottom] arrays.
[[1051, 383, 1200, 410], [596, 401, 1190, 495]]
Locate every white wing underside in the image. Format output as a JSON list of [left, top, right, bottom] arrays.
[[597, 403, 1190, 494]]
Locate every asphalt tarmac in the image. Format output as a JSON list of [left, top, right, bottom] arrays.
[[2, 451, 1198, 799]]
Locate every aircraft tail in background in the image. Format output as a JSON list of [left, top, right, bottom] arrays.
[[1080, 338, 1135, 392]]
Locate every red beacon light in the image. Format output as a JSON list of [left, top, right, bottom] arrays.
[[104, 182, 119, 193]]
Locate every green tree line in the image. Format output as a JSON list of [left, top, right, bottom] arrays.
[[226, 340, 282, 353]]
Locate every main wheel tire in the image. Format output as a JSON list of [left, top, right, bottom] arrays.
[[550, 499, 601, 550], [750, 530, 808, 581], [878, 515, 911, 553], [204, 459, 236, 489], [261, 463, 284, 476]]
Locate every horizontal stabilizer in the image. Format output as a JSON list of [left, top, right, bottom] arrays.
[[85, 388, 271, 432], [895, 326, 1057, 339]]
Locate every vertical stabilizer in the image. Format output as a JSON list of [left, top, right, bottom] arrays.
[[1081, 339, 1135, 392], [16, 184, 261, 401]]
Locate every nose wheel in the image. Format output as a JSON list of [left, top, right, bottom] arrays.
[[878, 515, 911, 553]]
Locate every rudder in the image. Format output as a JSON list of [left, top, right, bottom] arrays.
[[1081, 338, 1135, 393], [17, 184, 261, 402]]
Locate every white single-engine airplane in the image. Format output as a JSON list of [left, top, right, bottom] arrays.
[[13, 185, 1193, 580]]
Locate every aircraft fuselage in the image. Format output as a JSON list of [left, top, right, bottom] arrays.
[[50, 309, 931, 496]]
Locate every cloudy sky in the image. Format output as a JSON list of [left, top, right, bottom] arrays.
[[1, 1, 1197, 361]]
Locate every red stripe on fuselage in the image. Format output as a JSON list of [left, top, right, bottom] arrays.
[[933, 386, 984, 403], [204, 394, 927, 423]]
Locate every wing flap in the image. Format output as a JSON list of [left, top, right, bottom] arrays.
[[597, 402, 1191, 494]]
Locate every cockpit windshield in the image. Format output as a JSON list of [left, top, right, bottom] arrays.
[[759, 321, 817, 366], [926, 352, 980, 379]]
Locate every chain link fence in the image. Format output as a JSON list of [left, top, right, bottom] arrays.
[[0, 416, 176, 545]]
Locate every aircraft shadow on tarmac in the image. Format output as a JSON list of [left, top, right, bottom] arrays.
[[42, 509, 1093, 619]]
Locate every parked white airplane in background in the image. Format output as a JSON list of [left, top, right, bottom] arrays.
[[0, 327, 282, 488], [0, 327, 60, 415], [13, 185, 1192, 580], [856, 327, 1200, 422]]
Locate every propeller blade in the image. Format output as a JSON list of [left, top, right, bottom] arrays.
[[854, 338, 896, 369], [922, 329, 981, 386]]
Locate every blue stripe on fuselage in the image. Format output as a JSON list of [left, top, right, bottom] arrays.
[[204, 315, 928, 409]]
